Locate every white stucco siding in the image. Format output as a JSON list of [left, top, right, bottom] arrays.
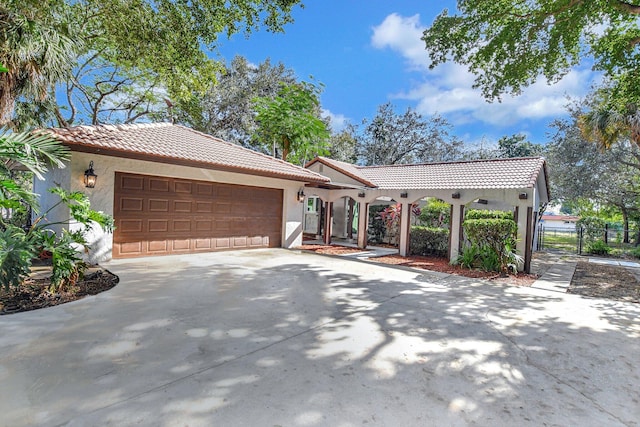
[[306, 163, 365, 188], [33, 163, 72, 237], [48, 152, 305, 263]]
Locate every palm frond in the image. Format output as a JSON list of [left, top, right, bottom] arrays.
[[0, 130, 69, 179]]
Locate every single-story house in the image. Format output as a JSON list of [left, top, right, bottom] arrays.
[[539, 214, 579, 232], [39, 123, 550, 273], [303, 156, 550, 273], [37, 123, 329, 263]]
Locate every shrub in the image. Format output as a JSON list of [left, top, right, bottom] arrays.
[[576, 216, 606, 244], [0, 226, 36, 290], [586, 240, 611, 255], [630, 247, 640, 259], [409, 226, 449, 257], [419, 199, 450, 228], [463, 212, 518, 274], [465, 209, 514, 221], [456, 244, 480, 269]]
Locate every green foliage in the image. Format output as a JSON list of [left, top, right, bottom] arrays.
[[585, 240, 611, 256], [478, 246, 501, 273], [576, 216, 606, 243], [357, 102, 464, 166], [1, 1, 302, 128], [463, 213, 518, 274], [409, 226, 449, 257], [0, 226, 35, 290], [456, 244, 480, 269], [629, 247, 640, 259], [367, 205, 387, 244], [253, 80, 330, 164], [419, 199, 450, 228], [465, 209, 514, 221], [422, 1, 640, 103], [37, 229, 87, 292], [497, 134, 543, 158]]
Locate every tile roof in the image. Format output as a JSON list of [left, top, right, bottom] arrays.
[[358, 157, 548, 190], [45, 123, 329, 184], [305, 157, 376, 187], [308, 156, 548, 193]]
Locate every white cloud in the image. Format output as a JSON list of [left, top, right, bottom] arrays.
[[322, 109, 349, 132], [371, 13, 597, 128], [371, 13, 429, 70]]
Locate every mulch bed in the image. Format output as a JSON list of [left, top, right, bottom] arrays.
[[0, 269, 119, 315], [569, 261, 640, 303], [297, 244, 538, 286]]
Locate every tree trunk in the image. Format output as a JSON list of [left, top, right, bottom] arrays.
[[281, 134, 291, 161], [622, 208, 630, 243]]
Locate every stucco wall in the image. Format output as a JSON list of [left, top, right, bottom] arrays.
[[39, 152, 306, 263]]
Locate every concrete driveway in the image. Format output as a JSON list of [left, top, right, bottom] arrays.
[[1, 249, 639, 426]]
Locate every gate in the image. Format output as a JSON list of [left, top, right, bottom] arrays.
[[537, 226, 578, 252]]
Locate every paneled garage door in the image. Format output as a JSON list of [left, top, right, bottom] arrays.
[[113, 172, 283, 258]]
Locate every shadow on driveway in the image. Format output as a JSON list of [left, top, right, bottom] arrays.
[[1, 249, 638, 426]]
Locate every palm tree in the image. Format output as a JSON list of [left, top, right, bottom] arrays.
[[0, 129, 69, 213], [0, 3, 78, 126], [579, 105, 640, 151]]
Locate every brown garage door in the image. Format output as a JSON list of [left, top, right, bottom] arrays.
[[113, 172, 283, 258]]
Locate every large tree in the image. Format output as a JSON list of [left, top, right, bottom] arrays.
[[253, 80, 330, 164], [1, 0, 302, 128], [547, 107, 640, 242], [422, 1, 640, 103], [0, 0, 78, 126], [179, 56, 296, 148], [357, 103, 464, 166]]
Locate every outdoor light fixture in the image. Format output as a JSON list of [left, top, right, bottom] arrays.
[[358, 191, 365, 198], [84, 161, 97, 188], [477, 199, 488, 205], [519, 192, 528, 200], [451, 192, 461, 199], [297, 188, 305, 203], [400, 191, 408, 198]]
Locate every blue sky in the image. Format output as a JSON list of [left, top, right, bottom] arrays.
[[217, 1, 599, 148]]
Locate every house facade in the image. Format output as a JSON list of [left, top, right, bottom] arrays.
[[37, 123, 329, 263]]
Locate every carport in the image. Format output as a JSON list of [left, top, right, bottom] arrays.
[[304, 156, 550, 273]]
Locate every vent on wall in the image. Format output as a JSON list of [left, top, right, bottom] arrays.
[[319, 164, 324, 172]]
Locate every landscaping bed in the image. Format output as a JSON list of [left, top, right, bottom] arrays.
[[569, 261, 640, 303], [0, 268, 119, 314]]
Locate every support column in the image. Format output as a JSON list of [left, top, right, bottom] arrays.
[[515, 204, 529, 270], [323, 201, 333, 245], [399, 201, 411, 256], [357, 202, 369, 249], [347, 198, 355, 240], [449, 204, 464, 261], [524, 207, 534, 273]]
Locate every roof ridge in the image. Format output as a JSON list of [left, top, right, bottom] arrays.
[[51, 121, 173, 133], [359, 156, 545, 169]]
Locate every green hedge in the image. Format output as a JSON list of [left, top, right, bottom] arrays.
[[409, 226, 449, 257], [465, 209, 514, 221], [462, 215, 518, 274]]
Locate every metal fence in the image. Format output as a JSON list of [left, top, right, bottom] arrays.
[[537, 225, 639, 254]]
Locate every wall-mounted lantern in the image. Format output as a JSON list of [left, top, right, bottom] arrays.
[[358, 191, 365, 198], [477, 199, 488, 205], [84, 161, 97, 188], [452, 192, 461, 199], [400, 191, 408, 198], [297, 188, 306, 203], [519, 192, 528, 200]]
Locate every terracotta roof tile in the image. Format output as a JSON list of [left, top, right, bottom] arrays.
[[305, 156, 376, 187], [45, 123, 329, 183], [357, 157, 547, 190]]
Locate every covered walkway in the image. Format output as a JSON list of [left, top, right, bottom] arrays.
[[303, 156, 550, 273]]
